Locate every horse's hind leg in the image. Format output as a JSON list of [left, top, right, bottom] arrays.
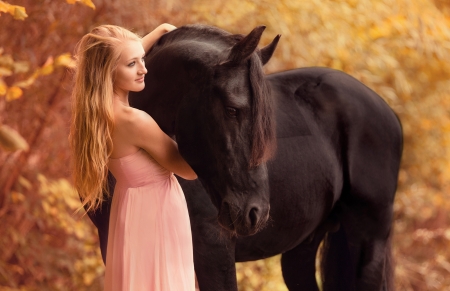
[[321, 214, 394, 291], [322, 159, 397, 291]]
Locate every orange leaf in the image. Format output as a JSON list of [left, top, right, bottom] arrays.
[[6, 86, 22, 101]]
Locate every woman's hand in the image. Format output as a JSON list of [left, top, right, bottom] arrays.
[[158, 23, 177, 33], [141, 23, 177, 53]]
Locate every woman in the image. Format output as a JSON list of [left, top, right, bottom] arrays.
[[69, 24, 197, 291]]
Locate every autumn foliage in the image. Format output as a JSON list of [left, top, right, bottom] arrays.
[[1, 0, 449, 290]]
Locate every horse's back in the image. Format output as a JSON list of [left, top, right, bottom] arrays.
[[267, 67, 401, 139], [267, 67, 402, 183]]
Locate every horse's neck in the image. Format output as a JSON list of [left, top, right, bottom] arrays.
[[130, 90, 182, 137], [151, 94, 183, 136]]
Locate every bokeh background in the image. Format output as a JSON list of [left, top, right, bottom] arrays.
[[1, 0, 449, 290]]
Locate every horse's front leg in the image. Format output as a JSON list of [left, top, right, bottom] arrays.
[[193, 220, 237, 291], [180, 178, 238, 291], [281, 217, 338, 291]]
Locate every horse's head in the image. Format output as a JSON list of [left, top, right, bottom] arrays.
[[134, 24, 280, 236]]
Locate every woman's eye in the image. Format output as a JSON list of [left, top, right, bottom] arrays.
[[127, 61, 135, 67], [141, 57, 145, 62], [226, 107, 237, 117]]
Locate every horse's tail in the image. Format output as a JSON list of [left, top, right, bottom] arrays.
[[320, 225, 395, 291], [384, 229, 395, 291]]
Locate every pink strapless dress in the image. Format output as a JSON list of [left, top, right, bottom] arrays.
[[104, 148, 195, 291]]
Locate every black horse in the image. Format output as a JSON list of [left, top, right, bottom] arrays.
[[88, 24, 402, 291]]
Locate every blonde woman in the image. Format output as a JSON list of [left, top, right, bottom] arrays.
[[70, 24, 197, 290]]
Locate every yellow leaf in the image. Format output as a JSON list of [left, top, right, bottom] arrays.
[[55, 53, 75, 68], [0, 1, 27, 20], [66, 0, 95, 9], [42, 200, 50, 214], [0, 124, 29, 152], [38, 56, 54, 76], [5, 86, 22, 101], [83, 272, 96, 285], [0, 54, 14, 67], [12, 5, 27, 20], [74, 224, 85, 239], [18, 176, 32, 190], [13, 76, 36, 88], [0, 1, 9, 13], [82, 0, 96, 9], [0, 54, 14, 77], [0, 67, 12, 76], [13, 61, 29, 74], [0, 78, 6, 95]]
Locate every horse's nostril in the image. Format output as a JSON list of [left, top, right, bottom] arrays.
[[249, 207, 259, 227]]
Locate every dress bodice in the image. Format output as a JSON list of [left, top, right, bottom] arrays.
[[108, 148, 171, 188]]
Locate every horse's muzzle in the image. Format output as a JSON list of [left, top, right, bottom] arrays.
[[218, 199, 270, 236]]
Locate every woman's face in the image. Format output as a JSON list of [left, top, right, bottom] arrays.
[[113, 40, 147, 96]]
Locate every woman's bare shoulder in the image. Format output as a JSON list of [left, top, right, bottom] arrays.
[[114, 105, 157, 134]]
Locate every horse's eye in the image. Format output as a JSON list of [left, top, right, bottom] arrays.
[[226, 107, 237, 117]]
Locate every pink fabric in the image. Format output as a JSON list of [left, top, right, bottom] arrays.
[[104, 148, 195, 291]]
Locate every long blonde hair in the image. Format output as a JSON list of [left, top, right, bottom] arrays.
[[70, 25, 141, 212]]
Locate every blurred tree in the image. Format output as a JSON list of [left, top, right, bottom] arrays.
[[0, 0, 191, 289]]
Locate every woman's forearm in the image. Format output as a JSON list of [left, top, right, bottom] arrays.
[[141, 23, 177, 53]]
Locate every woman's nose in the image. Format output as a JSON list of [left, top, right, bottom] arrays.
[[139, 64, 147, 75]]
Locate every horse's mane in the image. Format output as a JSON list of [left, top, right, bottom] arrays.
[[152, 24, 276, 167], [151, 24, 236, 52], [248, 53, 276, 167]]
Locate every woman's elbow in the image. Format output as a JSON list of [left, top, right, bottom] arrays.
[[186, 172, 197, 180], [177, 173, 197, 180]]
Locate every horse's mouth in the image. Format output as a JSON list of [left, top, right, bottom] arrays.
[[218, 201, 236, 232]]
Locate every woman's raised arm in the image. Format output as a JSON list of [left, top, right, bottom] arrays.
[[141, 23, 177, 53]]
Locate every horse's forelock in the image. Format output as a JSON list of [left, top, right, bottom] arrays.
[[249, 53, 276, 168]]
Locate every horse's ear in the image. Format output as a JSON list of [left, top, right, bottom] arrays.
[[259, 34, 281, 65], [221, 26, 266, 66]]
